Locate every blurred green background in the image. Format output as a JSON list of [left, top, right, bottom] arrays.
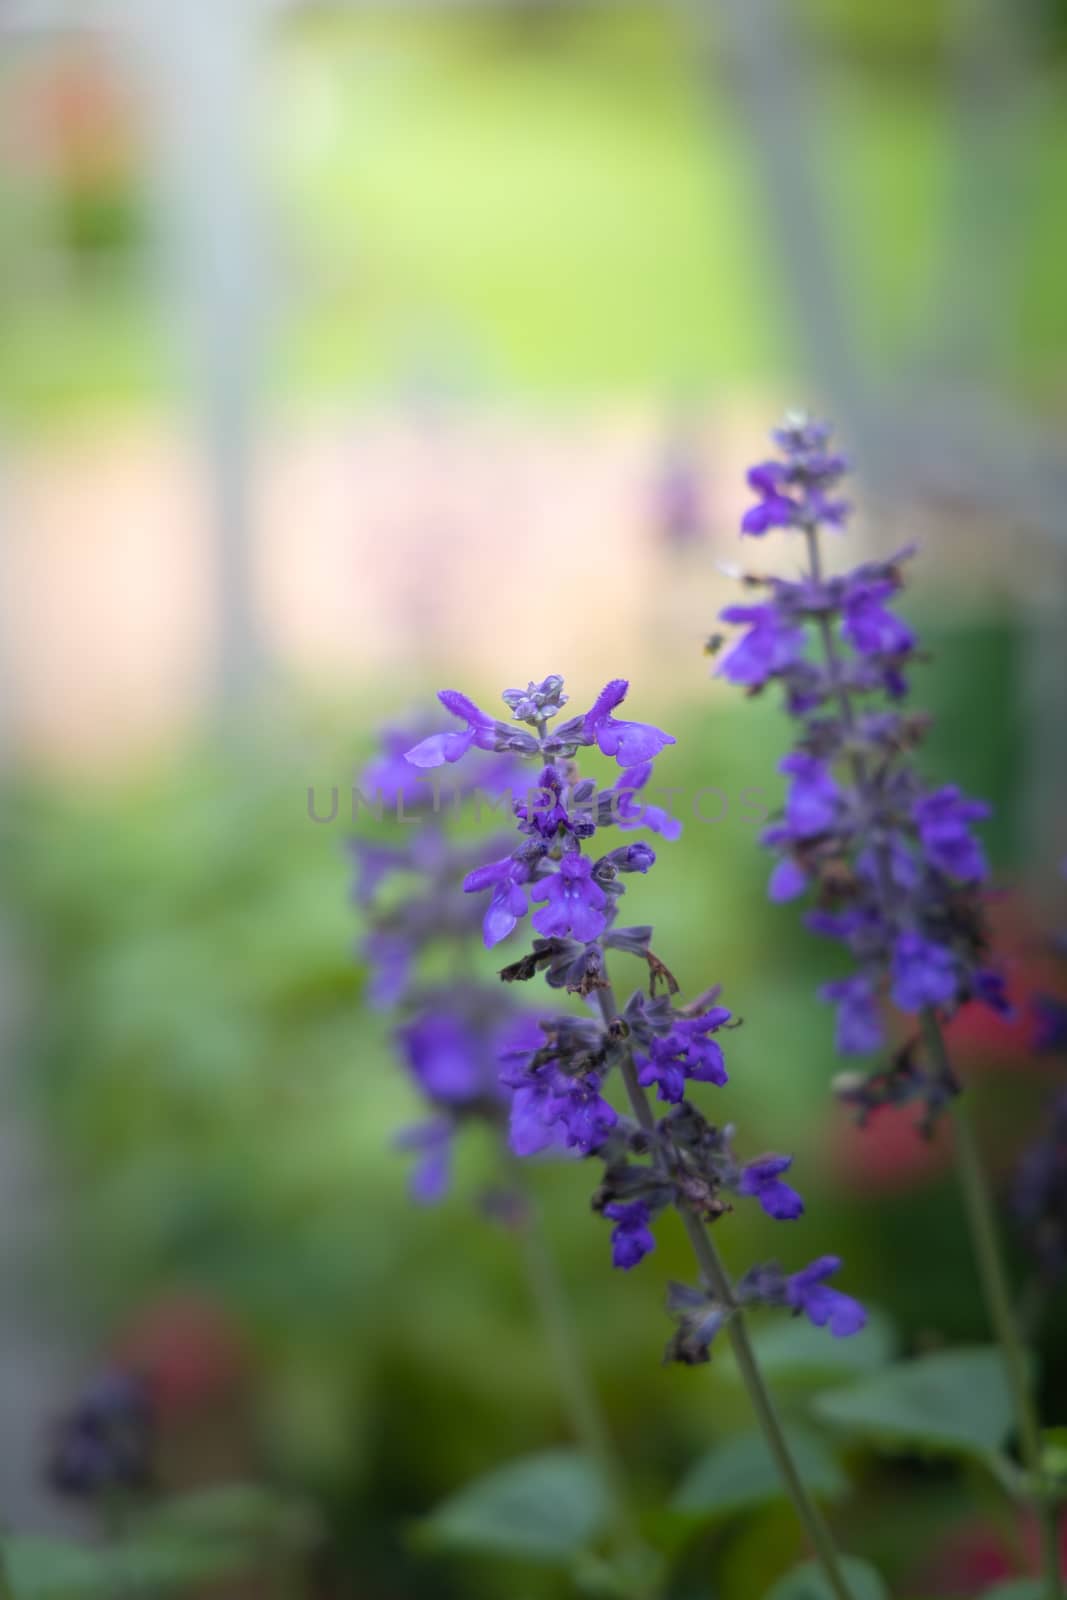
[[1, 3, 1065, 1597]]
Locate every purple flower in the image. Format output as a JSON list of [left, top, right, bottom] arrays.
[[406, 690, 500, 768], [531, 853, 608, 943], [742, 462, 798, 535], [464, 855, 529, 948], [891, 931, 958, 1012], [768, 857, 809, 902], [48, 1371, 153, 1498], [637, 1008, 731, 1102], [738, 1155, 804, 1220], [396, 1118, 454, 1204], [913, 786, 990, 882], [612, 763, 682, 840], [818, 975, 885, 1056], [604, 1201, 656, 1269], [717, 605, 806, 688], [583, 679, 675, 767], [397, 1011, 482, 1103], [508, 1074, 568, 1157], [363, 931, 414, 1009], [781, 752, 840, 838], [842, 581, 916, 658], [786, 1256, 867, 1336]]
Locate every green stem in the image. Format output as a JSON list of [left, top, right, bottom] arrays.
[[921, 1010, 1063, 1600], [595, 983, 857, 1600], [515, 1167, 657, 1597]]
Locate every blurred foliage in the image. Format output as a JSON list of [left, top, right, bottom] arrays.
[[1, 4, 1067, 422]]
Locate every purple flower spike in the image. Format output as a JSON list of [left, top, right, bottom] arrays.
[[786, 1256, 867, 1337], [891, 932, 958, 1013], [583, 679, 675, 767], [739, 1155, 805, 1220], [718, 419, 1005, 1127], [604, 1201, 656, 1270], [531, 853, 608, 943]]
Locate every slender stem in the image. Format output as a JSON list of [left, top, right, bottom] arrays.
[[514, 1163, 657, 1597], [595, 983, 857, 1600], [921, 1011, 1063, 1600]]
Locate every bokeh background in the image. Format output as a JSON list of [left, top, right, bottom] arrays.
[[1, 1, 1066, 1596]]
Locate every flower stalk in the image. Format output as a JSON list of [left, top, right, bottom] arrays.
[[598, 979, 858, 1600], [716, 416, 1062, 1600], [405, 674, 869, 1598]]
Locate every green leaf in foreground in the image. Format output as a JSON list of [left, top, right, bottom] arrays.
[[764, 1556, 888, 1600], [3, 1533, 249, 1600], [416, 1449, 611, 1564], [672, 1424, 847, 1518], [812, 1345, 1013, 1462]]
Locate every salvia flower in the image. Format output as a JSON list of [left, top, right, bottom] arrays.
[[48, 1370, 153, 1498], [717, 414, 1004, 1127], [407, 675, 864, 1363]]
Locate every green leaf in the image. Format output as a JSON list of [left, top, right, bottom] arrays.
[[733, 1309, 895, 1385], [3, 1533, 249, 1599], [763, 1556, 888, 1600], [134, 1481, 317, 1548], [672, 1425, 848, 1518], [981, 1584, 1044, 1600], [812, 1346, 1014, 1462], [416, 1449, 612, 1564]]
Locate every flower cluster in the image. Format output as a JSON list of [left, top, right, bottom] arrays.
[[352, 719, 539, 1202], [48, 1370, 153, 1497], [717, 415, 1005, 1124], [405, 676, 864, 1362]]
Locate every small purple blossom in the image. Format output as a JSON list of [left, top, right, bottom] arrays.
[[397, 1011, 483, 1102], [464, 855, 531, 948], [531, 853, 609, 943], [891, 931, 959, 1013], [604, 1201, 657, 1269], [818, 975, 885, 1056], [49, 1371, 153, 1498], [582, 679, 675, 767], [396, 1118, 454, 1204], [768, 857, 809, 902], [913, 786, 990, 882], [717, 604, 806, 688], [738, 1155, 805, 1220], [781, 752, 840, 838], [405, 690, 500, 768], [785, 1255, 867, 1336], [842, 581, 916, 659]]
